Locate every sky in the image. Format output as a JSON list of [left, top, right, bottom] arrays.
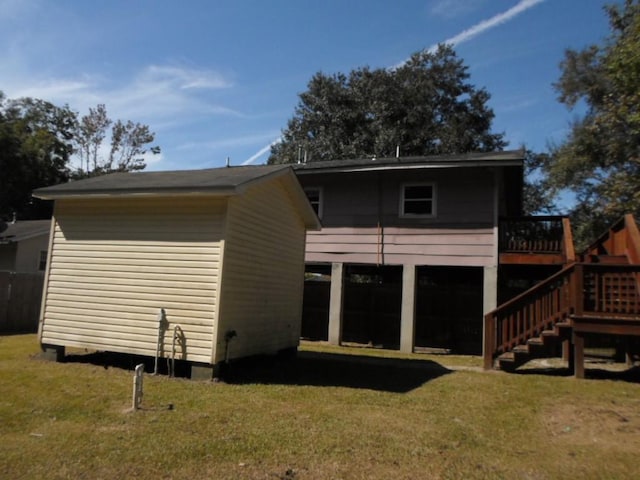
[[0, 0, 618, 172]]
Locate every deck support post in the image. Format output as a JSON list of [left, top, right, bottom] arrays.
[[482, 266, 498, 367], [328, 262, 344, 346], [400, 265, 416, 353], [573, 332, 585, 379], [562, 339, 571, 362]]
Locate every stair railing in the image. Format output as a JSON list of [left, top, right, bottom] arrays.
[[483, 263, 576, 369], [623, 214, 640, 264], [576, 263, 640, 317]]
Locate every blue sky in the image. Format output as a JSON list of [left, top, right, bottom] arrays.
[[0, 0, 616, 171]]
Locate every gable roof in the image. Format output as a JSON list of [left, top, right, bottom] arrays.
[[0, 219, 51, 244], [293, 149, 524, 174], [33, 164, 292, 199], [32, 164, 320, 230]]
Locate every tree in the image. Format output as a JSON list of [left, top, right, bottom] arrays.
[[76, 104, 111, 174], [0, 93, 76, 219], [73, 105, 160, 178], [268, 44, 506, 164], [549, 0, 640, 244], [522, 150, 557, 215], [0, 92, 161, 219]]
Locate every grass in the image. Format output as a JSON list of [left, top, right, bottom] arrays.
[[1, 334, 639, 479]]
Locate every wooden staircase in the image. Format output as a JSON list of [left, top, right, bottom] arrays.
[[485, 214, 640, 377]]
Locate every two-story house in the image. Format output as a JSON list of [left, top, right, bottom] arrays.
[[294, 150, 534, 355]]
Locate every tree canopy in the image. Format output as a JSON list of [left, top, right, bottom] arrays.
[[74, 104, 160, 178], [0, 93, 160, 220], [0, 94, 76, 219], [268, 45, 506, 164], [548, 0, 640, 243]]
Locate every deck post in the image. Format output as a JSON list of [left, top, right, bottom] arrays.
[[573, 332, 585, 379], [400, 265, 416, 353], [483, 313, 495, 370], [482, 266, 498, 370], [562, 339, 571, 362], [328, 262, 344, 346]]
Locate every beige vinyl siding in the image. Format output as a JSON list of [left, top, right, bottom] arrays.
[[14, 234, 50, 272], [214, 178, 306, 363], [306, 226, 495, 266], [40, 196, 224, 363]]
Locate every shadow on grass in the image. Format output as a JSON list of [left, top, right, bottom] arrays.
[[223, 351, 452, 393], [63, 351, 192, 378], [62, 350, 452, 393], [513, 363, 640, 383]]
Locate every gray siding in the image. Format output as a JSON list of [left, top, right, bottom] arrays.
[[215, 178, 306, 362], [300, 167, 497, 266], [306, 227, 494, 266], [40, 196, 224, 363]]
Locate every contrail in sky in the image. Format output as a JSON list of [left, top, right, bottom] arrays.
[[244, 0, 545, 165], [242, 137, 282, 165], [431, 0, 546, 52]]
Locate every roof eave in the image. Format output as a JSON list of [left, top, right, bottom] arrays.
[[294, 159, 524, 175], [32, 187, 240, 200]]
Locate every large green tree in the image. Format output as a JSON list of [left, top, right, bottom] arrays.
[[549, 0, 640, 243], [0, 92, 161, 220], [0, 93, 76, 219], [269, 45, 506, 164]]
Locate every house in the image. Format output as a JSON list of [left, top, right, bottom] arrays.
[[0, 219, 51, 332], [294, 150, 574, 355], [0, 219, 51, 272], [32, 165, 319, 378]]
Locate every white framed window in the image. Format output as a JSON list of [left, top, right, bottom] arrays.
[[400, 183, 436, 217], [304, 187, 323, 218], [38, 250, 48, 271]]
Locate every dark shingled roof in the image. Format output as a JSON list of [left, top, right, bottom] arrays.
[[0, 219, 51, 243], [293, 149, 524, 174], [33, 164, 291, 198]]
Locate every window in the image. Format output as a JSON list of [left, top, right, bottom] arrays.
[[38, 250, 48, 271], [304, 187, 323, 218], [401, 183, 436, 217]]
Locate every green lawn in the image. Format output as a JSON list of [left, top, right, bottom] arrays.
[[1, 334, 639, 479]]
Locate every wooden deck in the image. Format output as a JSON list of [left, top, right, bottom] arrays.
[[486, 214, 640, 378], [498, 216, 575, 265]]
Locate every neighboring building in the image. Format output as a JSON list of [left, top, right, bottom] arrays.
[[294, 150, 572, 355], [0, 219, 51, 272], [33, 165, 319, 377]]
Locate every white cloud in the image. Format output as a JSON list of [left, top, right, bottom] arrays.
[[140, 65, 233, 91], [3, 64, 240, 124]]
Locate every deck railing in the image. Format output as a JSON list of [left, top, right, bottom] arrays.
[[582, 214, 640, 262], [499, 216, 575, 261], [484, 262, 640, 369], [577, 264, 640, 317], [483, 264, 575, 369]]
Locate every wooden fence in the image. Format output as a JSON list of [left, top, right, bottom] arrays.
[[0, 271, 45, 333]]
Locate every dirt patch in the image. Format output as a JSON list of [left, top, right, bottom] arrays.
[[543, 400, 640, 450]]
